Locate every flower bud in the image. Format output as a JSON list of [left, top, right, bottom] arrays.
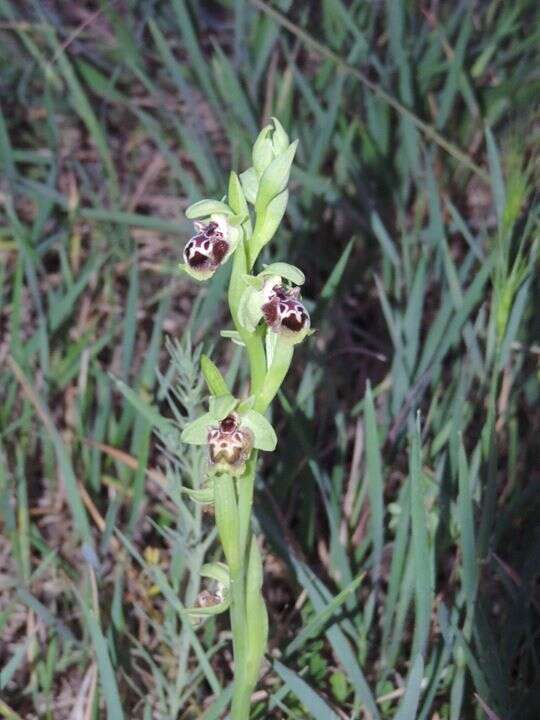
[[207, 412, 254, 477], [182, 214, 240, 281]]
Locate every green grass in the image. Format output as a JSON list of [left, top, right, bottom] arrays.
[[0, 1, 539, 718]]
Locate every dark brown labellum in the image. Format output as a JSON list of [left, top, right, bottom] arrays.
[[212, 239, 229, 263], [183, 220, 230, 276]]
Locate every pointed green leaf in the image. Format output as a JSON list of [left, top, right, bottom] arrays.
[[201, 355, 230, 396]]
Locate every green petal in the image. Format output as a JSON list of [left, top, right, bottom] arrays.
[[181, 412, 214, 445], [186, 199, 233, 218], [208, 394, 237, 421], [241, 409, 277, 451], [260, 262, 305, 285]]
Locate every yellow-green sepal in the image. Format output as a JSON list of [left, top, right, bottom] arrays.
[[260, 262, 305, 285], [186, 199, 234, 218]]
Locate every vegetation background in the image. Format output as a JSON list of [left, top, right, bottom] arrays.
[[0, 1, 538, 718]]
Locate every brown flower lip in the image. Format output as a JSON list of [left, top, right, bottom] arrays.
[[183, 221, 230, 274], [261, 284, 310, 334], [207, 414, 253, 473]]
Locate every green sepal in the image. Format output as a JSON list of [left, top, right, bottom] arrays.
[[208, 394, 237, 421], [182, 483, 215, 504], [252, 124, 273, 176], [201, 355, 230, 396], [181, 412, 214, 445], [237, 285, 264, 333], [260, 262, 305, 285], [240, 167, 258, 204], [270, 117, 289, 155], [200, 562, 230, 588], [241, 409, 277, 451], [186, 199, 233, 218], [255, 140, 297, 213]]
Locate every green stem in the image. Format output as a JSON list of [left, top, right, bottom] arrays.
[[229, 563, 249, 719], [228, 234, 266, 395]]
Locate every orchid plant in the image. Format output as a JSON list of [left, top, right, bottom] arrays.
[[180, 120, 311, 718]]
